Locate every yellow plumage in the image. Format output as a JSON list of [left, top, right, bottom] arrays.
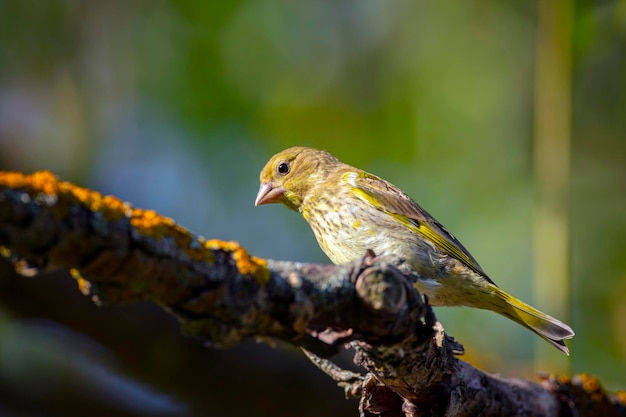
[[255, 146, 574, 354]]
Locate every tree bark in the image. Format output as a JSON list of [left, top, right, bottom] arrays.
[[0, 171, 624, 417]]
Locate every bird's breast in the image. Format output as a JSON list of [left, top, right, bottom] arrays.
[[302, 195, 425, 266]]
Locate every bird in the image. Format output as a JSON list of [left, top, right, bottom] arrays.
[[254, 146, 575, 354]]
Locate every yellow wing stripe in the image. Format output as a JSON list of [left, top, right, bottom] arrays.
[[351, 184, 484, 276], [392, 213, 484, 276]]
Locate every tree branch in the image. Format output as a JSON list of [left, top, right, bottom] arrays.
[[0, 171, 624, 417]]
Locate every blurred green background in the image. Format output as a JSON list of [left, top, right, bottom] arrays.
[[0, 0, 624, 416]]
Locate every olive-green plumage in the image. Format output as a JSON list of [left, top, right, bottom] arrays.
[[255, 146, 574, 354]]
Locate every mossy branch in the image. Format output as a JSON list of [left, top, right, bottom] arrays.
[[0, 171, 624, 417]]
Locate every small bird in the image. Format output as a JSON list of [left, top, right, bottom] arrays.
[[255, 146, 574, 354]]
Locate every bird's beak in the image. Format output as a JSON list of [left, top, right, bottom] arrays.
[[255, 182, 285, 206]]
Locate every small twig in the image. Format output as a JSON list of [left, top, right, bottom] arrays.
[[301, 348, 364, 398]]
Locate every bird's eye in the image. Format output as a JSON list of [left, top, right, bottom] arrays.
[[277, 162, 290, 175]]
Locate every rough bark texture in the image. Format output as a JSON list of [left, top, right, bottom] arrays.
[[0, 170, 624, 417]]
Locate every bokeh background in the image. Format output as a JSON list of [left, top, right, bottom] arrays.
[[0, 1, 625, 416]]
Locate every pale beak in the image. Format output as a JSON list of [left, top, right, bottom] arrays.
[[255, 182, 285, 206]]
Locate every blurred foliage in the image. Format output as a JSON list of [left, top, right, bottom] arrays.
[[0, 0, 624, 416]]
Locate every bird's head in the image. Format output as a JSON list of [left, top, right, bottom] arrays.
[[255, 146, 340, 211]]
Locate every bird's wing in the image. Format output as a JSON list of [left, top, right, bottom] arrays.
[[342, 171, 491, 280]]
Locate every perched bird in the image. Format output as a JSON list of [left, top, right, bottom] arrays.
[[255, 146, 575, 354]]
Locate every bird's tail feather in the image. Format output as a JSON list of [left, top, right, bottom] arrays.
[[486, 284, 575, 355]]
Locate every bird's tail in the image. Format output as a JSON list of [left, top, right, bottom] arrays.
[[484, 284, 575, 355]]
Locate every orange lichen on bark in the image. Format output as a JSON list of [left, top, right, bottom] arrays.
[[70, 268, 92, 296], [205, 239, 270, 285], [578, 374, 602, 397], [0, 170, 59, 195], [0, 171, 269, 277], [129, 209, 215, 263], [0, 170, 212, 263], [548, 373, 626, 413], [0, 170, 128, 221], [0, 171, 57, 194], [130, 208, 177, 237]]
